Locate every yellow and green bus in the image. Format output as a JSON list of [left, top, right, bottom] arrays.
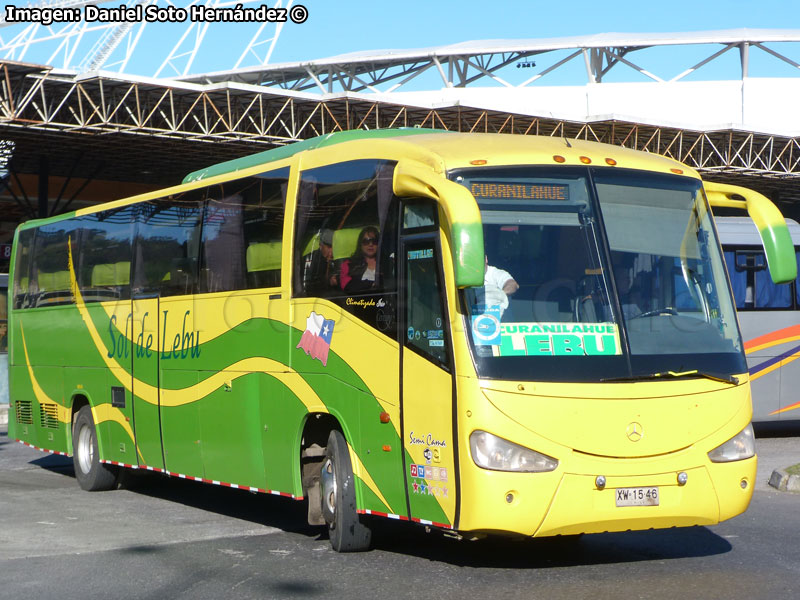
[[7, 129, 796, 552]]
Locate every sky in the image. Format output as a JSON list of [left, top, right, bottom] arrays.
[[2, 0, 800, 85], [270, 0, 799, 61]]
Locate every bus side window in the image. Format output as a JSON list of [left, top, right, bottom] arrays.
[[12, 228, 34, 309], [29, 221, 82, 307], [727, 247, 792, 310], [724, 250, 747, 309], [133, 198, 203, 298], [76, 206, 135, 303], [293, 160, 397, 299], [200, 169, 288, 293], [754, 254, 792, 308]]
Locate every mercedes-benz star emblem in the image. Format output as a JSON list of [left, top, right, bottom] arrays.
[[626, 422, 643, 442]]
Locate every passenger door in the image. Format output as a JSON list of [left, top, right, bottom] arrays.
[[400, 227, 458, 528]]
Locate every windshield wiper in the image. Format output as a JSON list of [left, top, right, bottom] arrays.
[[601, 369, 739, 385]]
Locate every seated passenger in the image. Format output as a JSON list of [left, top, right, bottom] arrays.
[[303, 228, 338, 295], [340, 226, 379, 293]]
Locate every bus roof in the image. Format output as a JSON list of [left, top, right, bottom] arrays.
[[184, 128, 700, 184], [182, 128, 448, 183], [716, 216, 800, 246]]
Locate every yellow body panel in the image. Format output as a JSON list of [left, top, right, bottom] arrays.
[[455, 373, 755, 536]]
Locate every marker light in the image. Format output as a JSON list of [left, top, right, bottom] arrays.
[[579, 156, 592, 164], [470, 159, 488, 165], [470, 430, 558, 472], [605, 158, 617, 166], [379, 411, 391, 423], [670, 168, 684, 174], [553, 155, 566, 163], [708, 424, 755, 463]]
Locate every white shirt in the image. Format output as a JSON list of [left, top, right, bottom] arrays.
[[484, 265, 514, 311]]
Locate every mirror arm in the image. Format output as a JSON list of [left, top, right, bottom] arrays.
[[705, 181, 796, 284], [393, 160, 484, 288]]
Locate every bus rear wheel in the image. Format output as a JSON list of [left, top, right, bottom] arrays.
[[72, 405, 119, 491], [320, 430, 372, 552]]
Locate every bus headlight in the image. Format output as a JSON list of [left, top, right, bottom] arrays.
[[469, 430, 558, 472], [707, 423, 756, 463]]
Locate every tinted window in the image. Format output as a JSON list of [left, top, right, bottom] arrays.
[[12, 228, 34, 309], [29, 220, 82, 307], [405, 239, 448, 366], [133, 197, 203, 298], [294, 160, 397, 298], [77, 206, 135, 303], [726, 247, 794, 310], [201, 169, 288, 292]]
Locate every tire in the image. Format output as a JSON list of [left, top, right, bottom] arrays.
[[319, 429, 372, 552], [72, 405, 119, 491]]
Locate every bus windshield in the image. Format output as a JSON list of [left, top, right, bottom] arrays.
[[455, 166, 745, 382]]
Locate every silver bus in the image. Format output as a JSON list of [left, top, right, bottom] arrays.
[[717, 217, 800, 422]]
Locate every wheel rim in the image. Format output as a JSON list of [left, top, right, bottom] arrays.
[[77, 424, 94, 475], [320, 457, 337, 522]]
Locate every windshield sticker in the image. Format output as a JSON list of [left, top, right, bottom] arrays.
[[495, 322, 621, 357], [471, 306, 502, 345], [408, 248, 434, 260]]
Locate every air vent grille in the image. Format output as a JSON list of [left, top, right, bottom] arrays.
[[40, 403, 60, 429], [15, 401, 33, 425]]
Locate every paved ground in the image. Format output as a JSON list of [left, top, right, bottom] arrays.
[[1, 421, 799, 600]]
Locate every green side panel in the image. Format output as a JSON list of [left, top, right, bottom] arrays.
[[8, 364, 69, 453], [260, 375, 311, 495], [105, 419, 134, 463], [21, 305, 109, 370], [759, 222, 798, 284], [200, 371, 267, 490], [182, 128, 448, 183], [161, 370, 202, 476], [39, 411, 69, 454], [7, 364, 28, 442], [133, 394, 164, 467]]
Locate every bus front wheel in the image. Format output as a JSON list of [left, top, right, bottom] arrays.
[[72, 405, 119, 492], [320, 430, 372, 552]]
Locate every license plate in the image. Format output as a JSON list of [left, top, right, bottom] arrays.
[[615, 486, 659, 507]]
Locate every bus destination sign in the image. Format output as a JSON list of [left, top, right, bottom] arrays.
[[470, 182, 569, 201]]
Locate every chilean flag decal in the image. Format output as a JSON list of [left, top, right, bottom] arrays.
[[296, 311, 335, 366]]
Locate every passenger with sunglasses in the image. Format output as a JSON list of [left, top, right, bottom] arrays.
[[340, 226, 380, 293]]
